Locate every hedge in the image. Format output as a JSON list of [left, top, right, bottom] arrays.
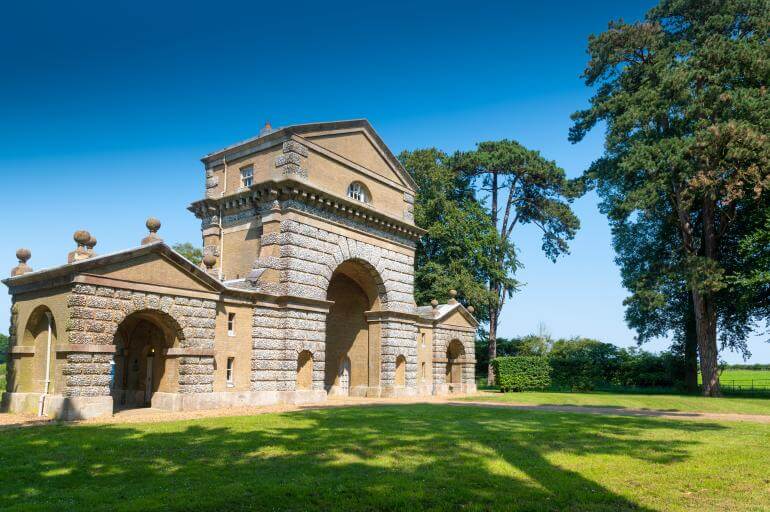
[[491, 356, 551, 392]]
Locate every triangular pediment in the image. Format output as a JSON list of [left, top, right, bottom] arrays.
[[304, 130, 409, 188], [90, 251, 216, 292]]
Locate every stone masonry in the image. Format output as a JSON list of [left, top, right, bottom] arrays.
[[65, 284, 217, 397]]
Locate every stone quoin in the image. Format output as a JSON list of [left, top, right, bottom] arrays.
[[2, 119, 477, 420]]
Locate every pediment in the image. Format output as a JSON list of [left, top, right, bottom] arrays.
[[90, 251, 215, 292]]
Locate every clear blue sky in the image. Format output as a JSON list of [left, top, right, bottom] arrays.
[[1, 0, 766, 362]]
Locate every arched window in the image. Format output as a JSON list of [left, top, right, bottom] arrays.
[[347, 182, 370, 203]]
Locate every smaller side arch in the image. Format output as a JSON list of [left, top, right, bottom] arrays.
[[296, 350, 313, 390], [394, 354, 407, 387]]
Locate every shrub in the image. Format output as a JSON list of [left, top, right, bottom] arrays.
[[491, 356, 551, 392], [548, 338, 622, 391]]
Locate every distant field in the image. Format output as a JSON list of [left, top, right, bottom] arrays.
[[718, 368, 770, 382], [0, 362, 5, 393]]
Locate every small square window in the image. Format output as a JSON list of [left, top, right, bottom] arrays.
[[227, 313, 236, 336], [226, 357, 235, 386], [240, 165, 253, 188]]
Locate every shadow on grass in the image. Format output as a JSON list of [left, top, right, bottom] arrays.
[[0, 404, 726, 511]]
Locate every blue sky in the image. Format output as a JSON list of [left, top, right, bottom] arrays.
[[1, 0, 767, 362]]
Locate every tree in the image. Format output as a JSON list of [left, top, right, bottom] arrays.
[[570, 0, 770, 395], [454, 141, 580, 383], [0, 332, 8, 364], [400, 148, 517, 323], [173, 242, 203, 266], [612, 194, 700, 391]]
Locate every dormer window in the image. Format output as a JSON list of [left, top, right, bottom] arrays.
[[240, 165, 253, 188], [347, 182, 370, 203]]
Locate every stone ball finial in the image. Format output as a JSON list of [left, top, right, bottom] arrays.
[[73, 230, 91, 247], [449, 289, 457, 298], [467, 306, 475, 314], [85, 236, 97, 250], [146, 217, 161, 233], [203, 253, 217, 270], [11, 248, 32, 277], [430, 299, 438, 309], [16, 248, 31, 263]]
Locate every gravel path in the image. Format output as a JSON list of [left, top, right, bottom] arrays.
[[2, 394, 770, 429]]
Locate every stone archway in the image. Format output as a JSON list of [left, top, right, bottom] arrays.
[[446, 339, 466, 389], [112, 310, 182, 409], [324, 259, 386, 397]]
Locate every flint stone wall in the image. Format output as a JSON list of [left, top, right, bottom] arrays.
[[251, 305, 325, 392], [432, 325, 476, 386], [250, 213, 416, 315], [380, 319, 418, 387], [64, 284, 216, 397]]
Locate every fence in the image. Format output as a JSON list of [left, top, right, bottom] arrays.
[[720, 379, 770, 396]]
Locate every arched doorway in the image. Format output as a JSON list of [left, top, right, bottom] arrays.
[[446, 339, 465, 390], [112, 311, 179, 410], [324, 259, 383, 396]]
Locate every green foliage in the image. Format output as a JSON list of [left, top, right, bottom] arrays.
[[0, 333, 8, 364], [549, 339, 623, 391], [172, 242, 203, 266], [400, 148, 517, 322], [570, 0, 770, 393], [548, 338, 687, 391], [491, 356, 552, 392], [475, 332, 552, 374]]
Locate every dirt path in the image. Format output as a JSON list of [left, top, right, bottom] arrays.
[[2, 394, 770, 429]]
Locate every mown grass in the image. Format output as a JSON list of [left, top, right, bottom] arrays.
[[1, 404, 769, 511], [0, 362, 5, 393], [715, 368, 770, 383], [468, 390, 770, 415]]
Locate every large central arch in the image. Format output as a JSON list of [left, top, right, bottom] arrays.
[[324, 259, 385, 397]]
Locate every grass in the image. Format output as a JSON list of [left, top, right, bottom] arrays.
[[715, 368, 770, 383], [468, 390, 770, 415], [0, 363, 5, 393], [1, 404, 769, 511]]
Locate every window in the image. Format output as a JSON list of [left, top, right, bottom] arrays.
[[421, 333, 426, 348], [347, 181, 369, 203], [226, 357, 235, 386], [227, 313, 236, 336], [421, 362, 426, 381], [240, 165, 253, 188]]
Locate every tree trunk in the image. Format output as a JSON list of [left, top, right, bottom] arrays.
[[683, 296, 699, 393], [487, 170, 500, 386], [692, 288, 720, 396], [487, 304, 498, 386]]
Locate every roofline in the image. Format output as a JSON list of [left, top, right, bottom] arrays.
[[2, 242, 225, 292], [200, 119, 418, 191]]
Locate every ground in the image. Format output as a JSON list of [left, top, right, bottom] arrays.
[[2, 403, 770, 511], [2, 367, 770, 511], [466, 390, 770, 415]]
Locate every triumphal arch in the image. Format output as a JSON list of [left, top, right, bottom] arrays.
[[3, 120, 477, 419]]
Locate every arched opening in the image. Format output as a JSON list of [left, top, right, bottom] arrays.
[[395, 355, 406, 387], [14, 306, 57, 394], [296, 350, 313, 390], [446, 339, 465, 388], [112, 311, 180, 410], [324, 259, 383, 396]]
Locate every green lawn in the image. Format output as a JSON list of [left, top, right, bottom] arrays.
[[1, 404, 769, 511], [467, 390, 770, 415], [0, 362, 5, 393], [715, 368, 770, 383]]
